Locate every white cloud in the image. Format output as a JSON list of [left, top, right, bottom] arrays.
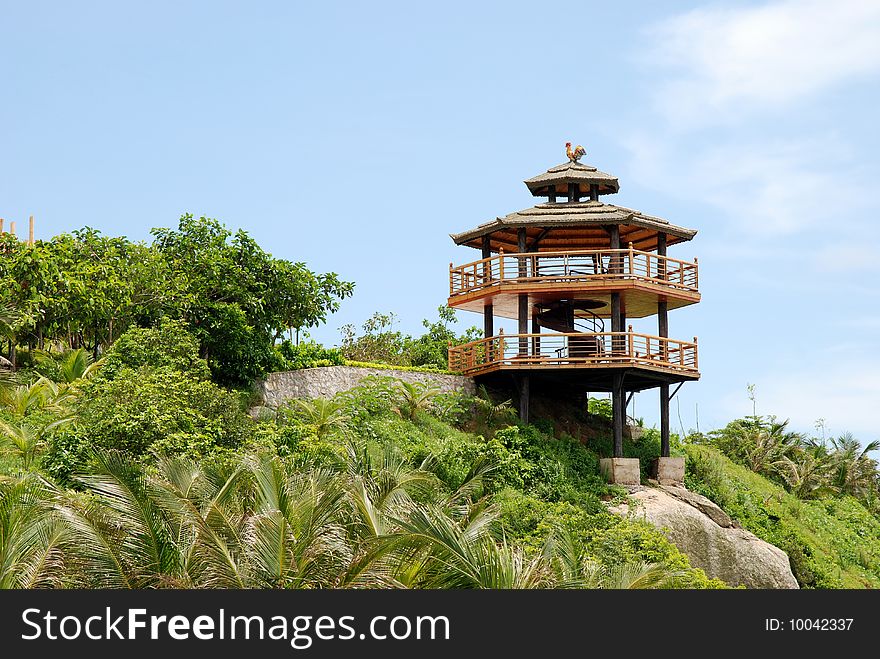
[[646, 0, 880, 125], [624, 132, 868, 236]]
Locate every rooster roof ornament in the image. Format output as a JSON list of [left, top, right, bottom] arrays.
[[565, 142, 586, 163]]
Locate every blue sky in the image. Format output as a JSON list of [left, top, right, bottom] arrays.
[[3, 1, 879, 439]]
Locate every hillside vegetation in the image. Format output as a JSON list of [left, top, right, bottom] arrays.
[[686, 445, 880, 588], [0, 320, 725, 589], [4, 220, 880, 589]]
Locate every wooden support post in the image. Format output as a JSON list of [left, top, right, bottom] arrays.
[[9, 221, 16, 236], [608, 224, 623, 354], [481, 235, 494, 338], [657, 232, 667, 281], [548, 188, 556, 203], [611, 292, 621, 352], [519, 375, 530, 424], [568, 182, 578, 203], [28, 215, 34, 246], [531, 306, 541, 356], [612, 372, 624, 458], [590, 184, 599, 202], [518, 295, 529, 355], [518, 229, 528, 356], [658, 298, 668, 361], [0, 218, 4, 233], [660, 383, 670, 457]]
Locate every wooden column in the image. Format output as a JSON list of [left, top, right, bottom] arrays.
[[608, 224, 624, 457], [609, 225, 622, 335], [612, 372, 624, 457], [660, 384, 670, 458], [657, 232, 667, 280], [517, 228, 528, 355], [519, 375, 530, 424], [517, 229, 530, 424], [657, 231, 670, 456], [590, 184, 599, 201], [531, 306, 541, 356], [568, 182, 578, 203], [482, 236, 493, 338], [28, 215, 34, 246]]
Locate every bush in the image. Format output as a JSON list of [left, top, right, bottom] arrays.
[[101, 319, 211, 380], [274, 340, 345, 370], [53, 366, 251, 470]]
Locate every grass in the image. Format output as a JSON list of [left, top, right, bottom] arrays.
[[685, 444, 880, 588]]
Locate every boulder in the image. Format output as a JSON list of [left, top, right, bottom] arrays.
[[608, 486, 799, 589]]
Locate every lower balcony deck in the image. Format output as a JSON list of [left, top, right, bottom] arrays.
[[448, 331, 699, 389]]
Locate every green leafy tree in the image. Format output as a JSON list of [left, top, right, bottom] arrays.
[[152, 215, 353, 385]]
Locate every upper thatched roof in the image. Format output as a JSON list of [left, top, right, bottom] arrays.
[[524, 161, 619, 197], [450, 201, 697, 252]]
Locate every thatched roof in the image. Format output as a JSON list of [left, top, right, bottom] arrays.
[[450, 201, 697, 252], [524, 161, 619, 197]]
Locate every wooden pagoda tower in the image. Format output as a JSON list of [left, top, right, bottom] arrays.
[[446, 146, 700, 484]]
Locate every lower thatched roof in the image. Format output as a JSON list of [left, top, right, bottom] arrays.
[[450, 201, 697, 252]]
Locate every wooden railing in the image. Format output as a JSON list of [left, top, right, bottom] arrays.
[[448, 329, 698, 376], [449, 247, 698, 297]]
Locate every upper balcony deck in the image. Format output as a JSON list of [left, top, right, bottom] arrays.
[[448, 247, 698, 318], [448, 329, 699, 384]]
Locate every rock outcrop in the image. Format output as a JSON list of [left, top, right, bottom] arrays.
[[609, 485, 799, 589], [257, 366, 475, 408]]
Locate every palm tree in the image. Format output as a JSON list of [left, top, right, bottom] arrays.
[[743, 419, 804, 475], [57, 451, 190, 588], [289, 398, 350, 440], [394, 380, 440, 421], [474, 384, 515, 427], [0, 377, 76, 419], [0, 416, 74, 470], [386, 504, 551, 589], [0, 474, 69, 588], [829, 433, 880, 499], [33, 348, 104, 384], [773, 452, 836, 500], [544, 527, 684, 589]]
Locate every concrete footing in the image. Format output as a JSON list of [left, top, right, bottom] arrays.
[[651, 456, 686, 485], [600, 458, 641, 486]]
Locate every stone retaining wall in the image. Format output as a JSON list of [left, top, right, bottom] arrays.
[[257, 366, 475, 407]]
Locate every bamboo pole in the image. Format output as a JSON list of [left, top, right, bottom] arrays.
[[9, 221, 15, 236], [0, 218, 4, 233], [29, 215, 34, 246]]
